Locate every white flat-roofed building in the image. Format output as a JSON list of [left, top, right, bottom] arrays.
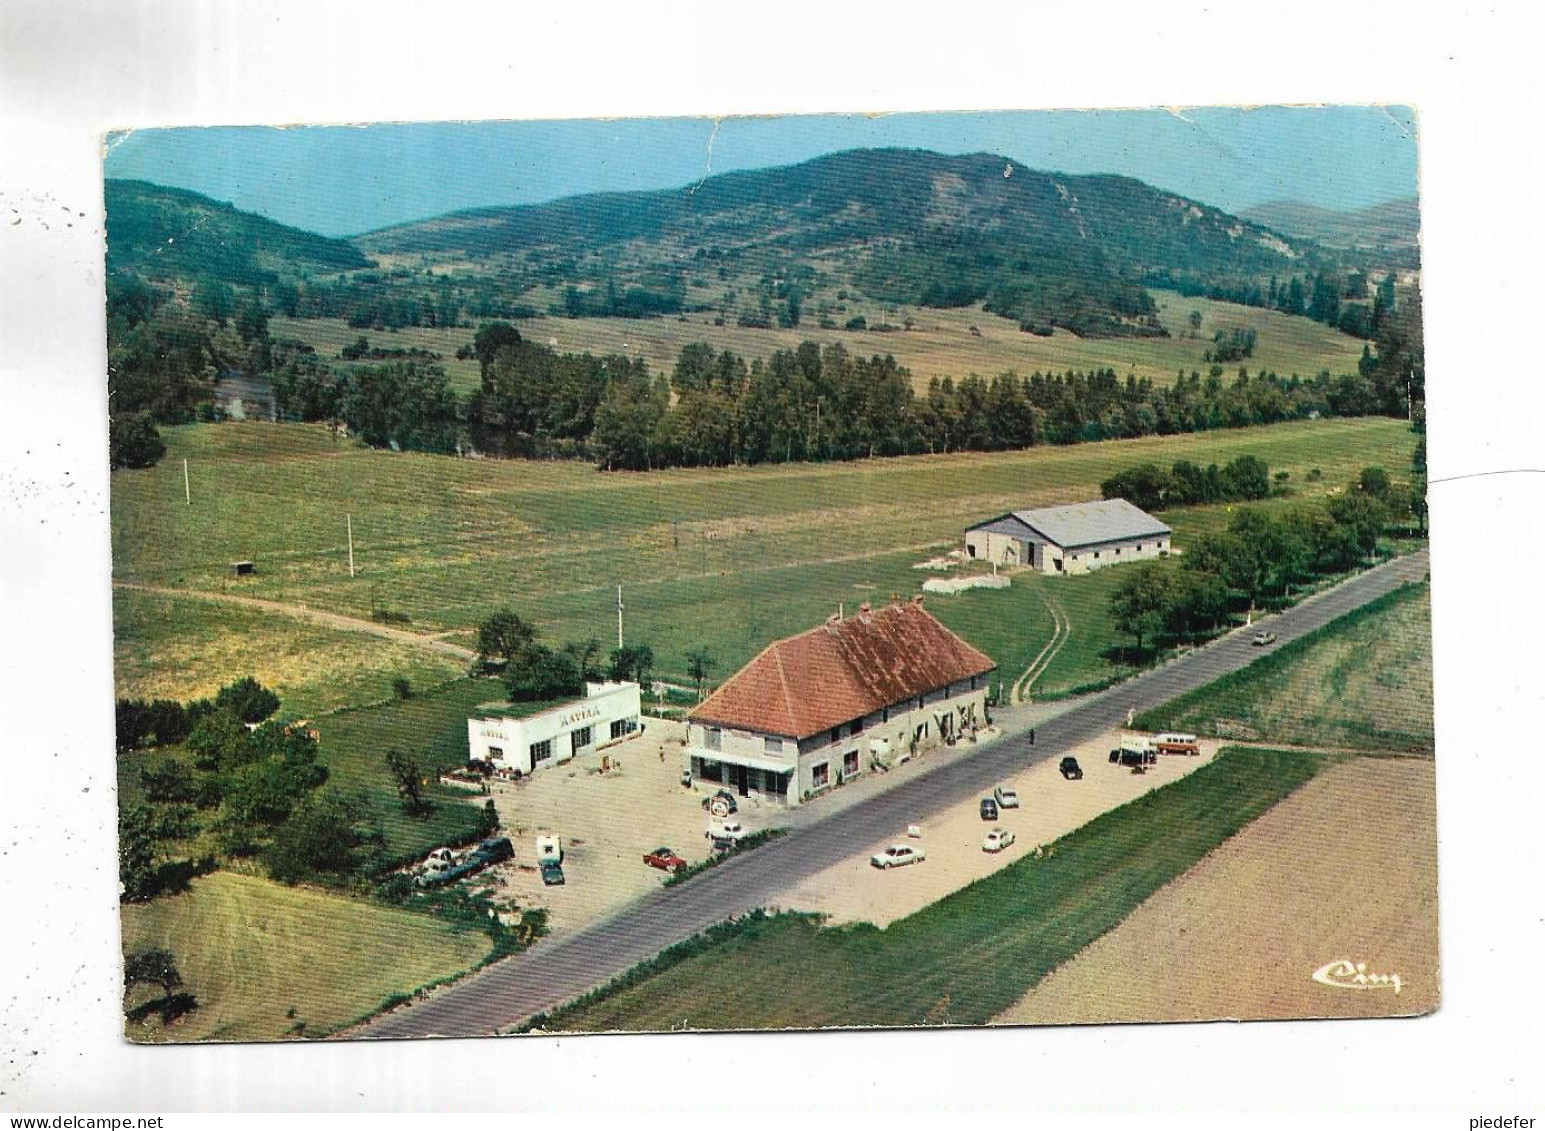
[[468, 680, 641, 775]]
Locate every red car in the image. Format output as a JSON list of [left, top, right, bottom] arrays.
[[644, 847, 688, 874]]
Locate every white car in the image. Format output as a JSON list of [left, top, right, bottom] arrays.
[[706, 820, 748, 846], [871, 844, 926, 869], [994, 785, 1021, 809], [982, 828, 1016, 853]]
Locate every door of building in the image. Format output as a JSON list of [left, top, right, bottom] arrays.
[[728, 763, 749, 796]]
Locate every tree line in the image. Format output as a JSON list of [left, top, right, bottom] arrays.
[[1108, 465, 1419, 655], [108, 272, 1423, 476]]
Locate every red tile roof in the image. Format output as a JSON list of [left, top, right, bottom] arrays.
[[688, 599, 996, 741]]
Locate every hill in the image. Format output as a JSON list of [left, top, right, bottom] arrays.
[[357, 148, 1334, 339], [105, 179, 374, 285], [1241, 197, 1420, 255]]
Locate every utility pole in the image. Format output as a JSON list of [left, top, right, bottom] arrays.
[[616, 585, 624, 649], [183, 459, 191, 505], [347, 514, 355, 579]]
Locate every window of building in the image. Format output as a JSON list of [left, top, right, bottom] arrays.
[[843, 749, 859, 776], [764, 736, 782, 756], [609, 717, 637, 740], [829, 726, 841, 745], [811, 762, 829, 788], [571, 725, 592, 754], [849, 719, 863, 737], [530, 739, 552, 763], [487, 745, 503, 761], [1093, 551, 1100, 559], [705, 727, 722, 752], [882, 705, 890, 723]]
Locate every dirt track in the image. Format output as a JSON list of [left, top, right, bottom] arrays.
[[994, 756, 1439, 1025]]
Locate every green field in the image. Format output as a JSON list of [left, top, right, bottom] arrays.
[[113, 587, 467, 718], [110, 416, 1417, 696], [276, 289, 1366, 398], [120, 870, 492, 1042], [1138, 582, 1434, 751], [529, 746, 1329, 1032]]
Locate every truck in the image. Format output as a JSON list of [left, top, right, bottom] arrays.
[[1109, 736, 1158, 769]]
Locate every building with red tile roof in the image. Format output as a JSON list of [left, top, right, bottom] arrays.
[[685, 598, 996, 805]]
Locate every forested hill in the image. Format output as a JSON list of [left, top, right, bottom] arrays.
[[356, 148, 1334, 338], [1241, 198, 1420, 256], [105, 179, 373, 285]]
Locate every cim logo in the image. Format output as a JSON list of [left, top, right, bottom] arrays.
[[1312, 959, 1403, 995]]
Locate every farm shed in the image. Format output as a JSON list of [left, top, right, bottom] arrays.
[[468, 681, 641, 776], [684, 598, 996, 806], [964, 498, 1171, 575]]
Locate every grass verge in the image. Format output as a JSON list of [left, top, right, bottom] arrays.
[[664, 828, 790, 886]]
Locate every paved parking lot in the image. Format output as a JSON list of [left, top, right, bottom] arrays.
[[779, 730, 1221, 927], [478, 719, 782, 936]]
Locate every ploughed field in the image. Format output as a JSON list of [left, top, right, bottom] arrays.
[[110, 416, 1416, 695], [994, 754, 1439, 1024]]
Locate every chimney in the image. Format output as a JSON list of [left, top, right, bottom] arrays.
[[912, 594, 925, 605], [858, 601, 872, 614]]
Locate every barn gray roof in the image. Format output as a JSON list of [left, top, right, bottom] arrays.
[[970, 498, 1171, 550]]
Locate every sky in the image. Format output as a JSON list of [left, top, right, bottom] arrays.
[[102, 106, 1419, 238]]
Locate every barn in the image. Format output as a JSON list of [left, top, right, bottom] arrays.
[[684, 598, 996, 806], [964, 498, 1172, 575]]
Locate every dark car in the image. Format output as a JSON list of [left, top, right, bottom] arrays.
[[468, 837, 514, 867], [540, 861, 566, 886], [1059, 756, 1083, 780], [979, 798, 999, 822]]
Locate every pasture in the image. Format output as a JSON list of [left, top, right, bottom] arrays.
[[528, 746, 1331, 1032], [275, 289, 1366, 397], [110, 417, 1418, 697], [120, 870, 492, 1042], [113, 586, 466, 718]]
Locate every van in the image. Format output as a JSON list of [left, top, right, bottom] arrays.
[[1153, 732, 1200, 756], [535, 834, 562, 865]]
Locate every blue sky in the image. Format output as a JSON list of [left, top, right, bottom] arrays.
[[103, 106, 1418, 238]]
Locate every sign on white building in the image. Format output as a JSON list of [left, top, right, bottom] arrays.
[[468, 681, 641, 775]]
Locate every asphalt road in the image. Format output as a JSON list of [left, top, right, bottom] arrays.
[[355, 548, 1429, 1040]]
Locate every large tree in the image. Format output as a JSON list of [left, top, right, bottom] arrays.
[[477, 609, 537, 668]]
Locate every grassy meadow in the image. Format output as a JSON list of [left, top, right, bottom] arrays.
[[529, 745, 1331, 1032], [120, 871, 493, 1042], [276, 288, 1366, 397], [113, 586, 467, 718], [1139, 582, 1434, 751], [110, 416, 1417, 697]]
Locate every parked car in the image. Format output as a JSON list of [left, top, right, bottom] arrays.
[[540, 860, 566, 886], [1251, 630, 1277, 646], [1059, 756, 1083, 780], [420, 847, 458, 873], [706, 820, 747, 849], [644, 847, 688, 874], [982, 827, 1016, 853], [701, 789, 738, 817], [870, 844, 926, 869], [468, 837, 514, 867], [1153, 732, 1201, 756], [979, 797, 999, 822], [993, 785, 1021, 809]]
